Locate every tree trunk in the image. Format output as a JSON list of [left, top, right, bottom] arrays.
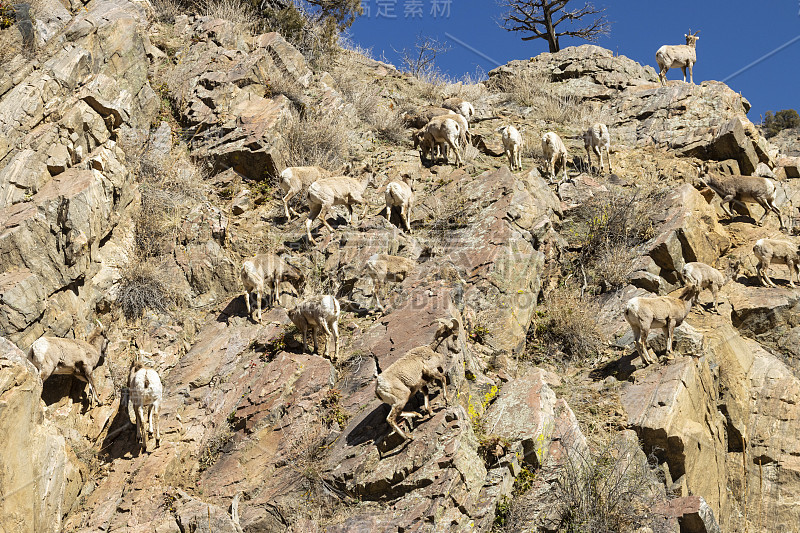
[[542, 4, 560, 53]]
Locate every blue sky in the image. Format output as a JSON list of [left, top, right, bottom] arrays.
[[347, 0, 799, 122]]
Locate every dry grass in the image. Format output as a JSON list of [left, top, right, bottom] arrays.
[[526, 285, 605, 366], [282, 109, 351, 171], [495, 69, 594, 127]]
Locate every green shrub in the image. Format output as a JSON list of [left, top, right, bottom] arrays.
[[763, 109, 800, 138]]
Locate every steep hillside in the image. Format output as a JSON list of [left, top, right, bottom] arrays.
[[2, 1, 800, 532]]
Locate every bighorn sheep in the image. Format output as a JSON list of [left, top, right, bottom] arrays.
[[241, 254, 305, 322], [656, 31, 700, 86], [499, 125, 523, 171], [374, 317, 458, 441], [288, 295, 340, 360], [542, 131, 569, 183], [27, 322, 108, 405], [402, 106, 456, 128], [442, 97, 475, 122], [413, 115, 465, 167], [305, 173, 377, 244], [681, 262, 726, 313], [128, 356, 162, 452], [365, 254, 417, 311], [753, 238, 800, 288], [624, 286, 698, 366], [583, 123, 612, 175], [698, 163, 784, 230], [384, 176, 414, 233], [279, 166, 332, 220]]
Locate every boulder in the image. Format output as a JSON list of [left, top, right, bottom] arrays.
[[778, 156, 800, 178], [655, 496, 720, 533], [644, 184, 730, 273], [0, 338, 84, 533]]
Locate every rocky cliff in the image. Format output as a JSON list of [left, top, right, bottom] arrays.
[[1, 1, 800, 531]]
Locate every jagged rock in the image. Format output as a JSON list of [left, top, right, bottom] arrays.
[[645, 184, 730, 273], [655, 496, 720, 533], [483, 367, 587, 468], [778, 156, 800, 178], [754, 162, 775, 178], [231, 189, 253, 215], [0, 337, 84, 533], [488, 45, 658, 99], [622, 357, 728, 517]]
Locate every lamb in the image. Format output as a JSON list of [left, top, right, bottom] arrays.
[[753, 238, 800, 288], [655, 31, 700, 86], [127, 356, 162, 452], [288, 295, 340, 361], [542, 131, 569, 183], [384, 176, 415, 233], [305, 173, 377, 245], [442, 97, 476, 122], [681, 262, 726, 313], [583, 123, 612, 175], [402, 106, 456, 128], [624, 286, 698, 366], [499, 125, 523, 171], [373, 318, 458, 441], [241, 254, 305, 322], [413, 115, 465, 167], [27, 322, 108, 405], [365, 253, 417, 311], [279, 166, 332, 220], [698, 163, 784, 230]]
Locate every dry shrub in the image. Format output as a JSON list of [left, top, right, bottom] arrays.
[[554, 434, 671, 533], [527, 285, 605, 365], [282, 109, 350, 171], [262, 2, 339, 66], [565, 186, 666, 293], [116, 259, 174, 320], [150, 0, 185, 23], [198, 0, 256, 31], [503, 431, 670, 533], [329, 52, 405, 144], [119, 131, 206, 258]]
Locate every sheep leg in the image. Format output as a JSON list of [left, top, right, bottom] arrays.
[[306, 204, 322, 244], [760, 261, 777, 287], [688, 64, 694, 85], [560, 154, 569, 183], [595, 147, 603, 175], [78, 361, 100, 406], [586, 148, 593, 174], [319, 205, 336, 234], [400, 205, 411, 232], [506, 148, 513, 170], [386, 403, 411, 441], [605, 147, 612, 173], [301, 325, 310, 354], [256, 287, 263, 323], [312, 325, 320, 355], [446, 137, 462, 167], [135, 405, 147, 452], [719, 196, 736, 218], [331, 319, 339, 361], [548, 154, 556, 183], [245, 291, 252, 321], [790, 261, 798, 288], [665, 320, 676, 359], [282, 193, 292, 220], [153, 400, 161, 448], [711, 285, 720, 314], [319, 321, 332, 359], [372, 279, 384, 311], [681, 66, 687, 83]]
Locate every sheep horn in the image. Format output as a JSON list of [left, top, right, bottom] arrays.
[[693, 30, 700, 36]]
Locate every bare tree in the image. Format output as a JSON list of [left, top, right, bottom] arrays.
[[396, 34, 451, 78], [498, 0, 611, 53]]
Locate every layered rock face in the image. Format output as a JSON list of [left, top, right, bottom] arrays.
[[2, 5, 800, 532]]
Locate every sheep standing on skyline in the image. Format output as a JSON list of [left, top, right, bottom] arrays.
[[655, 30, 700, 85]]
